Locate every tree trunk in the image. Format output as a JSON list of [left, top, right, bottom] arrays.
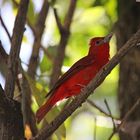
[[116, 0, 140, 140], [0, 86, 25, 140]]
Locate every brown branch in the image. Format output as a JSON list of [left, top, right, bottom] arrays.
[[0, 84, 25, 139], [31, 28, 140, 140], [12, 0, 36, 35], [53, 8, 63, 34], [0, 41, 8, 62], [25, 0, 49, 135], [4, 0, 29, 98], [19, 73, 38, 136], [0, 13, 12, 42], [12, 0, 49, 133], [0, 40, 38, 136], [63, 0, 77, 30], [12, 0, 50, 135], [107, 98, 140, 140], [27, 0, 49, 79], [104, 99, 116, 130], [50, 0, 77, 88], [0, 84, 8, 108], [119, 98, 140, 130], [87, 99, 119, 120], [104, 99, 116, 140], [40, 45, 53, 62]]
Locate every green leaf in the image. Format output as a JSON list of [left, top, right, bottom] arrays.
[[24, 72, 46, 106], [27, 0, 36, 25]]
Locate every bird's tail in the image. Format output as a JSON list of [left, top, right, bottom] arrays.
[[36, 99, 54, 123]]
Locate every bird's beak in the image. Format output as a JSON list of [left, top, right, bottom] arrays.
[[103, 32, 113, 43]]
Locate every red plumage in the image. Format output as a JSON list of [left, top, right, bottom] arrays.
[[36, 33, 112, 123]]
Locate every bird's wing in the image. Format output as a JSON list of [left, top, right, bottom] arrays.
[[46, 55, 95, 98]]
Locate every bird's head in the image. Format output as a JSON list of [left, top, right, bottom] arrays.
[[88, 33, 113, 56]]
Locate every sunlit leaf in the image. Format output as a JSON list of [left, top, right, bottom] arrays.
[[24, 72, 46, 106], [27, 0, 36, 25], [40, 54, 52, 73], [25, 124, 32, 140]]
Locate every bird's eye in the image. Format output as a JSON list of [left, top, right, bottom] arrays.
[[95, 40, 100, 45]]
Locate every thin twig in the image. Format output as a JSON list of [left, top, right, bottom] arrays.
[[94, 117, 97, 140], [27, 0, 49, 79], [104, 99, 116, 130], [50, 0, 77, 88], [104, 99, 116, 140], [0, 13, 12, 42], [31, 27, 140, 140], [5, 0, 29, 98], [53, 8, 63, 34], [118, 97, 140, 130], [40, 45, 53, 61], [107, 132, 115, 140], [87, 99, 119, 120], [107, 97, 140, 140]]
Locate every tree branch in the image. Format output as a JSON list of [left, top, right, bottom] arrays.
[[119, 98, 140, 130], [50, 0, 77, 88], [31, 28, 140, 140], [27, 0, 49, 79], [104, 99, 116, 130], [26, 0, 49, 135], [0, 85, 8, 108], [87, 99, 118, 120], [63, 0, 77, 30], [0, 40, 38, 136], [104, 99, 116, 140], [12, 0, 36, 35], [0, 84, 25, 139], [0, 13, 12, 42], [53, 8, 63, 34], [107, 97, 140, 140], [4, 0, 29, 98], [40, 45, 53, 61]]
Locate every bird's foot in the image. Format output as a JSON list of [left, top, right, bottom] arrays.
[[76, 84, 86, 88], [76, 84, 86, 92]]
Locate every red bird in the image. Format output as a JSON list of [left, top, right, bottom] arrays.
[[36, 33, 113, 123]]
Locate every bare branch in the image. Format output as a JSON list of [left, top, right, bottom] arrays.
[[53, 8, 63, 34], [87, 99, 119, 120], [27, 0, 49, 79], [0, 41, 8, 63], [107, 98, 140, 140], [0, 40, 38, 136], [31, 28, 140, 140], [104, 99, 116, 140], [0, 13, 12, 42], [64, 0, 77, 29], [5, 0, 29, 98], [118, 98, 140, 130], [12, 0, 36, 35], [26, 0, 50, 135], [19, 73, 38, 136], [50, 0, 77, 88], [104, 99, 116, 130], [40, 45, 53, 61]]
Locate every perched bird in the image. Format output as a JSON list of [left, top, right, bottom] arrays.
[[36, 33, 113, 123]]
